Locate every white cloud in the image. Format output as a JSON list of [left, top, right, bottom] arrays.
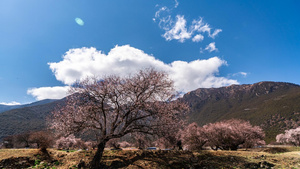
[[192, 34, 204, 42], [154, 6, 168, 19], [27, 86, 70, 101], [205, 42, 218, 52], [232, 72, 248, 77], [174, 0, 179, 8], [163, 15, 192, 42], [46, 45, 237, 92], [239, 72, 248, 77], [0, 101, 21, 106], [28, 45, 238, 100], [169, 57, 238, 91], [210, 29, 222, 38], [191, 18, 211, 34], [154, 4, 222, 43]]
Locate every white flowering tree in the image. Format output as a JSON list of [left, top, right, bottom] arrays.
[[276, 127, 300, 146]]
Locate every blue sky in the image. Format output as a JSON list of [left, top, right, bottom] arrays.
[[1, 0, 300, 105]]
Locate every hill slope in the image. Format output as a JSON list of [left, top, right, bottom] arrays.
[[181, 81, 300, 143], [0, 99, 61, 141]]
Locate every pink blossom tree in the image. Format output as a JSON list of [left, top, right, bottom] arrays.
[[155, 120, 185, 150], [276, 126, 300, 146], [132, 133, 153, 149], [50, 69, 187, 168], [204, 119, 265, 150], [181, 122, 208, 150], [55, 134, 86, 149]]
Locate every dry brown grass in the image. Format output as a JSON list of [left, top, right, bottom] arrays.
[[0, 148, 38, 160], [207, 149, 300, 169], [0, 147, 300, 168]]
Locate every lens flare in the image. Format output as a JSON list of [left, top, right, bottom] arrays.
[[75, 18, 84, 26]]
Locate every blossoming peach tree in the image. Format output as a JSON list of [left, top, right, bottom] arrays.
[[49, 69, 187, 168]]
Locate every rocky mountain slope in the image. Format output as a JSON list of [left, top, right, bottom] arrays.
[[181, 81, 300, 142]]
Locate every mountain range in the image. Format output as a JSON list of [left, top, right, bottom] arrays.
[[181, 81, 300, 142], [1, 81, 300, 143]]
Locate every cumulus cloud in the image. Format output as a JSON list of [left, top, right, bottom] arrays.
[[52, 45, 236, 90], [205, 42, 218, 52], [192, 34, 204, 42], [48, 45, 167, 85], [28, 45, 238, 100], [27, 86, 70, 101], [0, 101, 21, 106]]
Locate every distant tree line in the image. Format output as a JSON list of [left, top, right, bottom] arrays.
[[0, 130, 53, 150], [1, 118, 266, 152]]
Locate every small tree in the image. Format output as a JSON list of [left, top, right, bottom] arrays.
[[15, 132, 31, 148], [182, 122, 208, 150], [132, 133, 152, 149], [2, 135, 15, 148], [155, 121, 184, 150], [50, 69, 187, 168], [55, 134, 85, 149], [118, 141, 132, 148], [29, 131, 54, 152], [276, 126, 300, 146], [106, 138, 121, 150], [204, 119, 265, 150]]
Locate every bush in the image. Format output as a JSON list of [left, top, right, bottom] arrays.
[[263, 147, 289, 154]]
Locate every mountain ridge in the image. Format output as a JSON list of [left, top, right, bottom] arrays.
[[1, 81, 300, 143], [0, 99, 57, 113]]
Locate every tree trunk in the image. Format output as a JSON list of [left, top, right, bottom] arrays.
[[90, 140, 107, 169]]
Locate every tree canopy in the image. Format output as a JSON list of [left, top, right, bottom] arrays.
[[49, 69, 188, 168]]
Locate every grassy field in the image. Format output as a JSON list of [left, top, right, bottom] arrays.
[[0, 147, 300, 168]]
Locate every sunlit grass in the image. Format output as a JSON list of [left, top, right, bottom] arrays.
[[0, 147, 300, 168], [0, 148, 38, 160]]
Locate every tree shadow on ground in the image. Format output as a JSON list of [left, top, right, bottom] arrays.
[[99, 150, 272, 169]]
